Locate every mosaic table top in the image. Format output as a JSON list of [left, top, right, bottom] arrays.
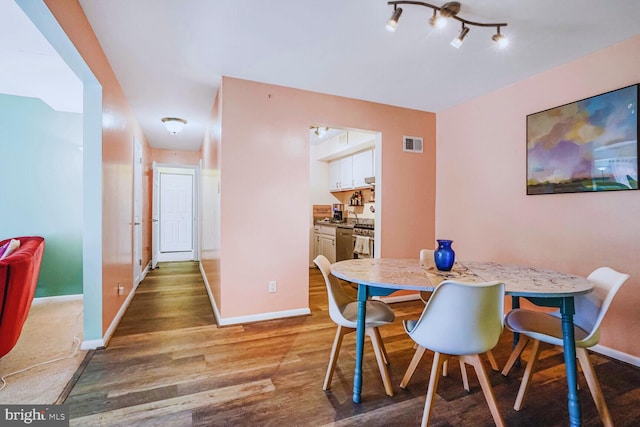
[[331, 258, 593, 298]]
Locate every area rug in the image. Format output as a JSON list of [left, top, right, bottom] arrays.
[[0, 296, 86, 404]]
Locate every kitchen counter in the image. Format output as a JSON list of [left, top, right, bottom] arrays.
[[314, 220, 354, 229]]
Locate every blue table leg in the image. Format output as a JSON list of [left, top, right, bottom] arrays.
[[561, 297, 581, 427], [353, 284, 368, 403]]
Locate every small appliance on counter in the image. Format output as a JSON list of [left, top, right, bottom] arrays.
[[332, 204, 344, 222]]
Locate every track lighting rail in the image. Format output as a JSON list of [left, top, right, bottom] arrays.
[[386, 1, 509, 48], [387, 1, 507, 29]]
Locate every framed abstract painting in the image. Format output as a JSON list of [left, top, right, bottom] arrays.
[[526, 84, 639, 195]]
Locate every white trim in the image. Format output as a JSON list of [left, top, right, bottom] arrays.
[[80, 339, 104, 350], [33, 294, 83, 304], [198, 262, 310, 326], [158, 251, 194, 262], [199, 262, 221, 325], [592, 344, 640, 368], [86, 280, 138, 350], [218, 308, 311, 326]]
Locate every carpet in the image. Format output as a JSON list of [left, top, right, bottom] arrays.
[[0, 296, 86, 404]]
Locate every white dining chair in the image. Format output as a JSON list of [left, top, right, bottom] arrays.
[[501, 266, 629, 427], [404, 279, 506, 427], [313, 255, 396, 396], [400, 250, 499, 392]]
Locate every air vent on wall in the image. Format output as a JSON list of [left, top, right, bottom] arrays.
[[403, 136, 423, 153]]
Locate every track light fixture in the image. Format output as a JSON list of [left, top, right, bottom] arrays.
[[385, 6, 403, 32], [311, 126, 329, 137], [385, 1, 509, 49], [450, 24, 469, 48]]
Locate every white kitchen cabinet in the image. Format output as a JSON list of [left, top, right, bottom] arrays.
[[313, 225, 336, 263], [352, 149, 373, 188], [329, 160, 341, 191], [319, 235, 336, 264], [339, 156, 353, 190], [329, 149, 374, 192], [329, 157, 353, 191]]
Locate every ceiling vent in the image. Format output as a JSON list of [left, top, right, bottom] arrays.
[[403, 136, 423, 153]]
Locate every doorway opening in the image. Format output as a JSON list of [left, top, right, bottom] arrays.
[[152, 163, 200, 267], [308, 126, 381, 267]]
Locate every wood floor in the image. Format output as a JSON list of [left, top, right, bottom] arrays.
[[65, 262, 640, 426]]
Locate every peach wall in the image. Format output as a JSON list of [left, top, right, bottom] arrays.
[[206, 77, 435, 319], [150, 148, 201, 165], [45, 0, 150, 334], [200, 88, 222, 308], [437, 35, 640, 358]]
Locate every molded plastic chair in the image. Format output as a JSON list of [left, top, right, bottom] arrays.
[[404, 280, 506, 427], [314, 255, 396, 396], [400, 251, 499, 392], [501, 267, 629, 427]]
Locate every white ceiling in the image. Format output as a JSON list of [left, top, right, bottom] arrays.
[[10, 1, 640, 153]]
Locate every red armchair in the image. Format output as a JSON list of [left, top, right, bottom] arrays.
[[0, 236, 45, 358]]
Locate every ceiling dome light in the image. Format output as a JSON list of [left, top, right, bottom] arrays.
[[161, 117, 187, 134], [386, 6, 403, 32]]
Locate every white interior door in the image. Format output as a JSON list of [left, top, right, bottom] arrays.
[[159, 169, 194, 261], [152, 161, 159, 269], [133, 137, 143, 284]]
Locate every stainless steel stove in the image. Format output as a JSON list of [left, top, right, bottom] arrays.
[[352, 222, 374, 258]]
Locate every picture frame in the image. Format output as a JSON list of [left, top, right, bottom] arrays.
[[526, 84, 639, 195]]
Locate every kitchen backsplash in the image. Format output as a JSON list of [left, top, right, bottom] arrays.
[[334, 188, 375, 220]]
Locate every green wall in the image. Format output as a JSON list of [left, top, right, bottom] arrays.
[[0, 94, 83, 297]]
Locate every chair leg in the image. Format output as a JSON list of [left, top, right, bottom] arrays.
[[421, 352, 448, 427], [486, 350, 499, 371], [501, 336, 530, 376], [576, 348, 613, 427], [461, 354, 505, 427], [323, 325, 351, 390], [367, 327, 394, 397], [514, 339, 541, 411], [400, 345, 426, 389], [459, 359, 470, 392], [374, 327, 390, 365]]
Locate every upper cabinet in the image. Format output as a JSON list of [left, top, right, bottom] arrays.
[[352, 149, 373, 188], [329, 148, 373, 192], [329, 156, 353, 191]]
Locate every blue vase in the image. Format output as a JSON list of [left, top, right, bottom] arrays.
[[434, 239, 455, 271]]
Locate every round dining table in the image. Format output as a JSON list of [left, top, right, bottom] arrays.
[[331, 258, 594, 427]]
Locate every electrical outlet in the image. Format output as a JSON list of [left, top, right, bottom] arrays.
[[118, 283, 124, 295], [268, 280, 277, 293]]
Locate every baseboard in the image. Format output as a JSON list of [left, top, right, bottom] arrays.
[[33, 294, 83, 304], [198, 262, 310, 326], [592, 344, 640, 368], [80, 339, 104, 350], [80, 281, 137, 350], [199, 262, 222, 326], [218, 308, 311, 326]]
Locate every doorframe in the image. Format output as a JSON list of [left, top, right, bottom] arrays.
[[133, 137, 143, 286], [152, 162, 200, 266]]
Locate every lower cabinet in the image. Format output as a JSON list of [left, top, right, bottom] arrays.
[[313, 225, 336, 264]]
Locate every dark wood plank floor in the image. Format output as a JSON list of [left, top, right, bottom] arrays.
[[65, 261, 640, 426]]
